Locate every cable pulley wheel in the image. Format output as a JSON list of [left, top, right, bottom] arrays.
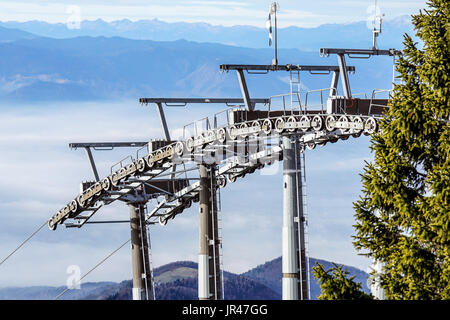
[[94, 182, 102, 196], [239, 123, 248, 138], [217, 128, 226, 143], [287, 116, 297, 132], [351, 116, 364, 133], [217, 175, 227, 188], [136, 158, 146, 173], [166, 145, 174, 160], [69, 199, 78, 213], [251, 121, 261, 136], [338, 115, 350, 133], [146, 153, 155, 169], [300, 115, 310, 132], [306, 142, 316, 150], [101, 177, 111, 191], [275, 117, 285, 133], [77, 194, 85, 209], [185, 137, 195, 152], [312, 115, 324, 131], [262, 119, 272, 135], [325, 115, 336, 132], [227, 174, 237, 183], [48, 219, 57, 231], [156, 149, 164, 164], [364, 117, 378, 135], [228, 125, 238, 140]]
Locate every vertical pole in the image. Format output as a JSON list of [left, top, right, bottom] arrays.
[[273, 4, 278, 66], [129, 203, 152, 300], [337, 54, 352, 98], [198, 165, 211, 300], [198, 165, 221, 300], [282, 136, 300, 300]]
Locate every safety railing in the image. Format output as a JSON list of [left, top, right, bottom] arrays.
[[369, 89, 392, 115], [268, 92, 302, 116], [111, 155, 134, 174], [304, 87, 337, 113]]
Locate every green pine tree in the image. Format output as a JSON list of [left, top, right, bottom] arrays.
[[314, 0, 449, 299], [353, 0, 449, 299], [312, 263, 372, 300]]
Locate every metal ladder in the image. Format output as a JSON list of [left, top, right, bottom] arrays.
[[210, 167, 223, 300], [216, 182, 225, 300], [299, 151, 311, 299], [290, 70, 302, 113], [144, 205, 156, 300]]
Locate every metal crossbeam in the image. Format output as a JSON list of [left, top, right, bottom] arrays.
[[320, 48, 402, 57], [139, 98, 269, 105], [70, 142, 148, 149], [220, 64, 356, 72]]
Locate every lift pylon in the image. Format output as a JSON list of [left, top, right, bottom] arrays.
[[198, 165, 222, 300]]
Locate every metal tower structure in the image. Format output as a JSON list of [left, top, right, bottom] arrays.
[[45, 7, 402, 300]]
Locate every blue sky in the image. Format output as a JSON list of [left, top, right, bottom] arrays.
[[0, 0, 428, 27]]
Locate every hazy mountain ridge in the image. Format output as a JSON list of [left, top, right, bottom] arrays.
[[0, 16, 414, 50], [0, 257, 369, 300], [0, 30, 397, 103]]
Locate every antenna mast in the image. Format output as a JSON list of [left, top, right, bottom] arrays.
[[268, 2, 279, 66], [372, 0, 384, 49]]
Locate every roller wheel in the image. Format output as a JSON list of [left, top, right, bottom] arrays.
[[306, 142, 316, 150], [274, 117, 285, 133], [325, 115, 336, 132], [48, 219, 57, 231], [262, 119, 272, 135], [312, 115, 324, 131], [101, 177, 111, 191], [364, 117, 378, 135], [287, 116, 297, 132], [252, 121, 261, 136], [137, 158, 146, 173], [175, 141, 184, 156], [186, 137, 195, 152], [69, 199, 78, 213], [228, 125, 238, 140], [339, 115, 350, 133], [300, 115, 310, 132], [217, 128, 226, 143], [146, 153, 155, 169]]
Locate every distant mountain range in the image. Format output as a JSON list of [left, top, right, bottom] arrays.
[[0, 257, 370, 300], [0, 27, 399, 102], [0, 16, 415, 51]]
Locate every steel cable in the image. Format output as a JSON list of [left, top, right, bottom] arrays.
[[54, 238, 130, 300], [0, 220, 48, 267]]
